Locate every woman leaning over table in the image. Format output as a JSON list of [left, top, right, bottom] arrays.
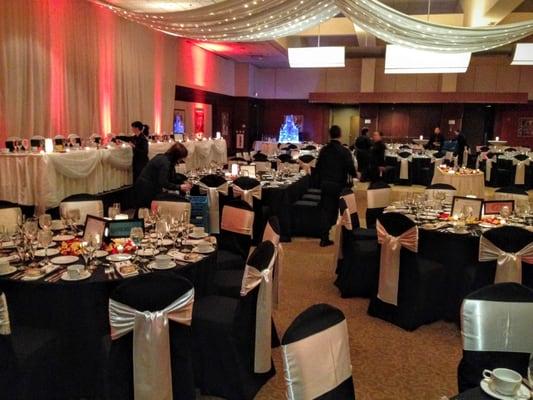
[[130, 120, 149, 183], [134, 142, 192, 208]]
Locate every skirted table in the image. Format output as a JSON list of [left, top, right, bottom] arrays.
[[431, 168, 485, 198]]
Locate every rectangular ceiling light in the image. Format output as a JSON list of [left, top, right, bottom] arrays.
[[385, 44, 471, 74], [288, 46, 345, 68], [511, 43, 533, 65]]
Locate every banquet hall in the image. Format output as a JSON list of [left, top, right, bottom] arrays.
[[1, 0, 533, 399]]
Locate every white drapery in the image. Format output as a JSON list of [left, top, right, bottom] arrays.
[[93, 0, 533, 52]]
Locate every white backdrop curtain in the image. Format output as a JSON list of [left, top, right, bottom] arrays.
[[93, 0, 533, 51], [0, 0, 177, 144]]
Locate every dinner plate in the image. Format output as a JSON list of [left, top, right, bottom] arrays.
[[0, 266, 17, 276], [53, 235, 75, 242], [60, 270, 91, 282], [479, 223, 499, 229], [161, 239, 174, 246], [193, 246, 216, 254], [136, 249, 159, 257], [189, 232, 208, 239], [480, 379, 531, 400], [33, 241, 57, 249], [106, 253, 133, 262], [447, 228, 470, 235], [94, 250, 109, 258], [50, 255, 79, 265], [149, 261, 177, 270], [34, 248, 60, 257], [421, 224, 439, 230]]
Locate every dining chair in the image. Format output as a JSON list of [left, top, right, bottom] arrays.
[[252, 152, 268, 162], [59, 194, 104, 223], [277, 153, 292, 163], [365, 181, 391, 229], [396, 151, 413, 186], [281, 303, 356, 400], [367, 212, 446, 330], [493, 186, 529, 202], [233, 176, 264, 242], [198, 174, 228, 234], [5, 137, 22, 152], [30, 135, 45, 149], [0, 201, 22, 234], [457, 283, 533, 392], [511, 154, 531, 187], [108, 274, 196, 400], [192, 241, 277, 400], [53, 135, 66, 145], [151, 193, 191, 218], [67, 134, 81, 145], [425, 183, 457, 204]]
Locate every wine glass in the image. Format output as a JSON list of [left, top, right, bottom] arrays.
[[138, 208, 150, 226], [130, 227, 144, 260], [500, 206, 511, 220], [80, 241, 94, 271], [39, 214, 52, 230], [37, 229, 53, 264], [67, 209, 81, 230], [24, 218, 38, 242], [89, 233, 102, 267], [155, 220, 169, 251]]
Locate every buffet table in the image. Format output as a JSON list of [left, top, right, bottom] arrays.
[[431, 167, 485, 198]]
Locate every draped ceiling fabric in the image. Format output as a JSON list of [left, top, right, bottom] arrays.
[[0, 0, 177, 142], [93, 0, 533, 52]]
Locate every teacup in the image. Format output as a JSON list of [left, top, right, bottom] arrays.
[[0, 258, 10, 273], [155, 254, 172, 268], [196, 241, 213, 253], [483, 368, 522, 396], [67, 264, 84, 279], [193, 227, 205, 236]]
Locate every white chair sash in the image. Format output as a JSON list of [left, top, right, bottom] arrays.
[[462, 299, 533, 353], [220, 206, 254, 236], [282, 319, 352, 400], [198, 181, 229, 234], [240, 254, 276, 373], [462, 148, 469, 168], [262, 224, 282, 308], [0, 293, 11, 335], [512, 158, 530, 185], [367, 188, 391, 209], [398, 156, 412, 180], [479, 236, 533, 284], [341, 192, 357, 217], [109, 289, 194, 400], [376, 221, 419, 306], [60, 200, 103, 223], [232, 184, 262, 208], [485, 157, 496, 182]]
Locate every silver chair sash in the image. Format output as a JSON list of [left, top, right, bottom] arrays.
[[109, 289, 194, 400], [0, 293, 11, 335], [479, 236, 533, 284], [341, 192, 357, 217], [376, 222, 419, 306], [462, 148, 469, 168], [462, 299, 533, 353], [262, 224, 282, 308], [198, 181, 229, 234], [232, 184, 262, 208], [399, 156, 412, 180], [485, 157, 496, 182], [220, 206, 254, 236], [512, 158, 530, 185], [282, 320, 352, 400], [367, 188, 391, 209], [299, 159, 316, 175], [240, 254, 276, 373]]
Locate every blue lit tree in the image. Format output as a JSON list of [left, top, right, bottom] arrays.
[[278, 115, 300, 142]]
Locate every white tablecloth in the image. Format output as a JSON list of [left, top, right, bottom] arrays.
[[148, 139, 227, 171], [431, 169, 485, 199], [0, 146, 132, 212]]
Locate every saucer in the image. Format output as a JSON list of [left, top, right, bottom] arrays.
[[136, 249, 159, 257], [34, 248, 60, 257], [60, 270, 91, 281], [448, 228, 470, 235], [94, 250, 109, 258], [149, 261, 176, 270], [0, 266, 17, 276], [106, 253, 133, 262], [189, 232, 208, 239], [50, 255, 79, 265], [480, 378, 531, 400], [193, 246, 215, 254]]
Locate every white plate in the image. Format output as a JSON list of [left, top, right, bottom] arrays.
[[421, 224, 439, 231], [0, 241, 16, 249], [34, 248, 60, 257], [479, 223, 499, 229], [161, 239, 174, 246], [50, 255, 79, 265], [189, 232, 208, 239], [480, 379, 531, 400], [52, 235, 75, 242], [136, 248, 159, 257], [33, 241, 57, 249], [60, 270, 92, 281], [193, 246, 215, 254], [0, 266, 17, 276], [149, 261, 176, 270], [106, 253, 133, 262], [94, 250, 109, 258], [447, 228, 470, 235]]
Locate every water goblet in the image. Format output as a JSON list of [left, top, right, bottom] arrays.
[[39, 214, 52, 230], [89, 233, 102, 267], [155, 220, 169, 251], [67, 209, 81, 230], [37, 229, 53, 265], [130, 227, 144, 261]]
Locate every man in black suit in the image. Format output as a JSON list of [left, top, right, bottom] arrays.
[[315, 125, 356, 247], [426, 126, 444, 150], [454, 129, 468, 166], [355, 127, 372, 180], [368, 131, 386, 182]]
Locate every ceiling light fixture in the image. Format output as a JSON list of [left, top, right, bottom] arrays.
[[384, 45, 471, 74], [511, 43, 533, 65]]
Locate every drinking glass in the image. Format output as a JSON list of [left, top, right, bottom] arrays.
[[108, 206, 119, 220], [39, 214, 52, 230], [24, 218, 38, 241], [155, 220, 169, 251], [138, 208, 150, 226], [130, 227, 144, 260], [500, 206, 511, 220], [67, 209, 81, 229], [89, 233, 102, 266], [37, 229, 53, 264], [80, 241, 94, 271]]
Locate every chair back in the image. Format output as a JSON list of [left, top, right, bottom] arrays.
[[219, 200, 254, 259], [151, 194, 191, 218], [30, 136, 45, 148], [0, 204, 22, 234], [340, 188, 359, 230], [108, 274, 195, 400], [494, 186, 529, 202], [54, 135, 65, 145], [458, 283, 533, 392], [199, 175, 228, 234], [253, 152, 268, 162], [262, 216, 281, 247], [5, 137, 21, 152], [59, 194, 103, 223], [0, 292, 17, 399], [281, 304, 355, 400], [67, 134, 81, 144], [366, 182, 391, 228], [425, 183, 457, 204], [504, 147, 517, 152], [278, 154, 292, 163], [233, 176, 262, 207]]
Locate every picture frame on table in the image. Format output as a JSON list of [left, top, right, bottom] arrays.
[[83, 215, 107, 242], [451, 196, 483, 220], [483, 200, 514, 215], [107, 219, 144, 239], [239, 164, 256, 178]]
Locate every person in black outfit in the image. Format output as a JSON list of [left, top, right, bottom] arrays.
[[130, 121, 149, 183], [355, 127, 372, 181], [315, 125, 356, 247], [368, 131, 386, 183], [134, 142, 192, 208], [426, 126, 444, 150], [454, 129, 468, 166]]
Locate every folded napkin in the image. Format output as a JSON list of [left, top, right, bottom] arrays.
[[115, 261, 139, 278], [183, 237, 216, 246], [167, 250, 203, 263], [21, 264, 61, 281]]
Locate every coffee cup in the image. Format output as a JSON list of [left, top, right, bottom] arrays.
[[193, 227, 205, 236], [155, 254, 172, 268], [67, 265, 83, 279], [196, 241, 212, 253], [0, 258, 10, 273], [483, 368, 522, 396]]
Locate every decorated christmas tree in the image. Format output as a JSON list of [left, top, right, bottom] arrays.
[[278, 115, 300, 142]]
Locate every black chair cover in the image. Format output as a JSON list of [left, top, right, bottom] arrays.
[[367, 213, 447, 330], [302, 145, 317, 151], [233, 177, 264, 243], [253, 152, 268, 162], [426, 183, 457, 191], [281, 304, 356, 400], [457, 283, 533, 392], [0, 200, 19, 209], [108, 273, 196, 400], [299, 154, 315, 164], [192, 241, 277, 400], [495, 158, 513, 188], [230, 157, 247, 163], [61, 193, 99, 202], [495, 186, 528, 197], [278, 154, 292, 163], [200, 174, 227, 188], [504, 147, 517, 152]]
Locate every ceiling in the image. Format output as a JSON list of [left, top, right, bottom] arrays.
[[104, 0, 222, 12]]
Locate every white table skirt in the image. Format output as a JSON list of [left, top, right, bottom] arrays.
[[431, 169, 485, 199], [148, 139, 227, 171], [0, 147, 132, 212]]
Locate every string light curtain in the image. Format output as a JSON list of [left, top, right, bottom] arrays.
[[92, 0, 533, 52]]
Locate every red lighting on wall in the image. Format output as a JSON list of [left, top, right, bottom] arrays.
[[97, 6, 114, 135], [195, 42, 234, 53], [191, 45, 207, 88], [49, 0, 68, 136], [153, 34, 164, 134]]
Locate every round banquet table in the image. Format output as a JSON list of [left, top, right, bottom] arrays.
[[451, 387, 493, 399], [0, 248, 217, 398], [431, 168, 485, 198]]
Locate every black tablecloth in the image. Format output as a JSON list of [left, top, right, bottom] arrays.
[[451, 387, 492, 399]]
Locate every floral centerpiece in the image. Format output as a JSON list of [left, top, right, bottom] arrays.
[[104, 239, 136, 254]]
